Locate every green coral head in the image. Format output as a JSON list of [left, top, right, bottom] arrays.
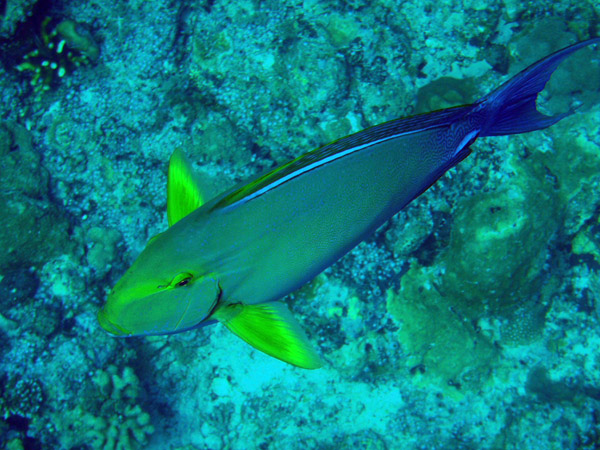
[[56, 19, 100, 62]]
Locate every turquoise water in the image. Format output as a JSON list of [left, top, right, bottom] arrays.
[[1, 0, 600, 449]]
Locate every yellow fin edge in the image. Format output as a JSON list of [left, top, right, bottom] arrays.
[[214, 302, 323, 370], [167, 148, 205, 227]]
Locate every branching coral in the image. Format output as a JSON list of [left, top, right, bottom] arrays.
[[53, 365, 154, 450], [0, 376, 43, 420]]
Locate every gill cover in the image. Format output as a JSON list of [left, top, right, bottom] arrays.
[[98, 149, 214, 336], [99, 268, 220, 336]]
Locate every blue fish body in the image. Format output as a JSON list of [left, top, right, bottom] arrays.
[[99, 38, 600, 368]]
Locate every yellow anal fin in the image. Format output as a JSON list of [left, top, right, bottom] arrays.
[[213, 302, 323, 370], [167, 148, 205, 226]]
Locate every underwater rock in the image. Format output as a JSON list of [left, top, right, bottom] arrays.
[[384, 203, 436, 260], [322, 13, 360, 49], [511, 18, 575, 66], [441, 159, 559, 316], [0, 125, 10, 156], [318, 115, 353, 146], [188, 12, 347, 164], [210, 376, 233, 399], [41, 254, 87, 305], [572, 223, 600, 267], [386, 138, 568, 389], [4, 437, 25, 450], [486, 43, 510, 74], [525, 366, 578, 404], [0, 0, 38, 38], [0, 268, 42, 336], [191, 111, 253, 168], [386, 267, 497, 393], [529, 113, 600, 233], [0, 312, 18, 335], [86, 227, 122, 278], [0, 122, 73, 270], [55, 19, 100, 62], [0, 190, 72, 272], [415, 76, 478, 113], [0, 268, 39, 304], [509, 18, 600, 114], [338, 429, 387, 449]]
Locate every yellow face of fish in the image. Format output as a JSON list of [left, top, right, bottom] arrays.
[[97, 232, 221, 337]]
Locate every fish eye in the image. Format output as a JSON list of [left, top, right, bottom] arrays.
[[172, 272, 193, 288], [176, 278, 191, 287]]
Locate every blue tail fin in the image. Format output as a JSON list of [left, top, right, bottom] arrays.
[[477, 38, 600, 137]]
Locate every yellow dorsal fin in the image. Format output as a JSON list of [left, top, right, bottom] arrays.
[[167, 148, 205, 226], [213, 302, 323, 369]]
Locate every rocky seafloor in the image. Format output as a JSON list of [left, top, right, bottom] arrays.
[[1, 0, 600, 449]]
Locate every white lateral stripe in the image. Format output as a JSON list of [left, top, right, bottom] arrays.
[[454, 130, 480, 158], [229, 131, 416, 208]]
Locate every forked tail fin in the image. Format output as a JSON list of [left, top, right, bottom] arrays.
[[476, 38, 599, 137]]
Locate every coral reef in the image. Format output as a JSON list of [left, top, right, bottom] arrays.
[[386, 265, 498, 393], [441, 157, 560, 316], [0, 121, 73, 270], [416, 76, 478, 113], [0, 0, 599, 449], [86, 226, 122, 278], [51, 365, 154, 450], [0, 0, 38, 38], [384, 151, 564, 389], [16, 17, 99, 93], [0, 377, 44, 420]]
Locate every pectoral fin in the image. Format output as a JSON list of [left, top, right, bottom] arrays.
[[167, 148, 205, 226], [213, 302, 323, 369]]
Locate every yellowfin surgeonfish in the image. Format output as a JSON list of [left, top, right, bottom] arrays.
[[98, 39, 599, 369]]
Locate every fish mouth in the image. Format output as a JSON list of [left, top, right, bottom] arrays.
[[97, 308, 130, 336]]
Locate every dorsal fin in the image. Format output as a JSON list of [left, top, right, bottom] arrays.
[[167, 148, 205, 226]]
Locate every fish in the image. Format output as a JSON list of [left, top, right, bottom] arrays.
[[98, 38, 600, 369]]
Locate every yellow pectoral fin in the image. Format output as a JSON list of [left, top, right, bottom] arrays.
[[167, 148, 205, 226], [213, 302, 323, 370]]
